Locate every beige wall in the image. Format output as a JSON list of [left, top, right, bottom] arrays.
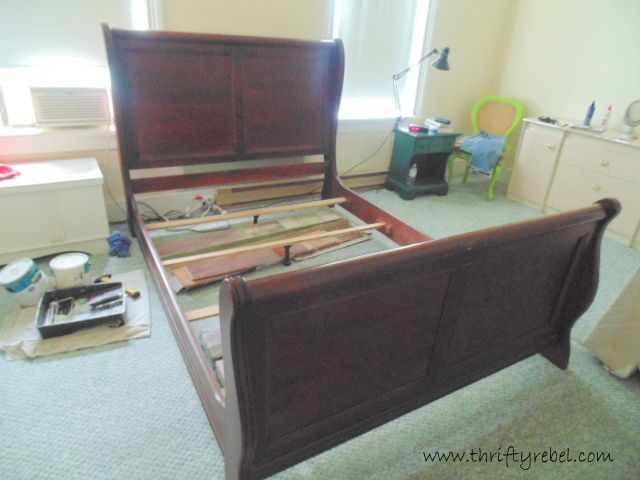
[[162, 0, 331, 39], [499, 0, 640, 133], [162, 0, 515, 176], [421, 0, 518, 133]]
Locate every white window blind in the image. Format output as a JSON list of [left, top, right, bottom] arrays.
[[0, 0, 137, 67], [333, 0, 431, 120], [0, 0, 155, 126]]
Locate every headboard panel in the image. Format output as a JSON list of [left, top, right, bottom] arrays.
[[104, 26, 344, 171]]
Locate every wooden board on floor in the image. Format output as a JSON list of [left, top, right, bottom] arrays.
[[154, 210, 348, 260], [164, 223, 385, 268], [171, 230, 371, 290], [145, 197, 347, 231]]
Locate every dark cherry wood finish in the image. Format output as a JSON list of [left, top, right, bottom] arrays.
[[220, 199, 618, 479], [104, 25, 619, 480], [131, 162, 327, 194], [104, 25, 426, 245]]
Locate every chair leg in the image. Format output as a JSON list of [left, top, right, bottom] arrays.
[[462, 163, 471, 184], [447, 154, 456, 183], [488, 162, 503, 200]]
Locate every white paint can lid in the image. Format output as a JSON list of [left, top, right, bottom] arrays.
[[49, 252, 90, 272], [0, 258, 35, 286]]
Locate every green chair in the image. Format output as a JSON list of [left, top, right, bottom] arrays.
[[447, 96, 525, 200]]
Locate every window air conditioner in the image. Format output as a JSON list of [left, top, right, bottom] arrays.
[[31, 87, 111, 127]]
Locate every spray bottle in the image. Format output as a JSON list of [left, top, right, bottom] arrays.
[[584, 100, 596, 127], [600, 104, 612, 131]]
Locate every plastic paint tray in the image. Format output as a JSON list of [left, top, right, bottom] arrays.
[[36, 282, 126, 339]]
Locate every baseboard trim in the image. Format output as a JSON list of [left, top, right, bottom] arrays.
[[216, 171, 388, 207]]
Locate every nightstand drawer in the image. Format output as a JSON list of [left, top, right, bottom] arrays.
[[414, 135, 457, 154]]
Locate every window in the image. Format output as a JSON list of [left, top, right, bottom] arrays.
[[0, 0, 160, 126], [332, 0, 432, 120]]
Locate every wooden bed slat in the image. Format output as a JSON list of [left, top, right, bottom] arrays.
[[172, 230, 369, 289], [162, 222, 386, 267], [145, 197, 347, 231], [186, 305, 221, 321], [154, 212, 349, 260], [131, 162, 327, 194]]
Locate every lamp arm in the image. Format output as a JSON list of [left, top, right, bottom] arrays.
[[391, 48, 439, 81], [392, 48, 439, 127]]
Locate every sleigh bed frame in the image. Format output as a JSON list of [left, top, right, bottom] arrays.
[[104, 26, 619, 480]]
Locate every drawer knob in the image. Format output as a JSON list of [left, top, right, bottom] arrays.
[[592, 183, 602, 191], [546, 144, 555, 150], [601, 159, 610, 166]]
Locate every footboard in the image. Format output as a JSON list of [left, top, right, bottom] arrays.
[[219, 199, 619, 480]]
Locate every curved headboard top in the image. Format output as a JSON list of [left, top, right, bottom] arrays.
[[104, 25, 344, 171]]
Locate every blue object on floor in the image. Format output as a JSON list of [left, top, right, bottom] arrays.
[[108, 230, 132, 257], [461, 131, 507, 175]]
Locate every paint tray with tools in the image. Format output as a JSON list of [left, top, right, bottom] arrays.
[[36, 282, 126, 339]]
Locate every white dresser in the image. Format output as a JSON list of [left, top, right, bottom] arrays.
[[0, 158, 110, 265], [508, 119, 640, 249]]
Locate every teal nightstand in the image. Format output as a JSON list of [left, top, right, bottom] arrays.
[[386, 127, 461, 200]]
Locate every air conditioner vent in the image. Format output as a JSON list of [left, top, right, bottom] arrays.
[[31, 87, 111, 127]]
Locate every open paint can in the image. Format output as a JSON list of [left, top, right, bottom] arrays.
[[49, 252, 92, 289], [0, 258, 51, 307]]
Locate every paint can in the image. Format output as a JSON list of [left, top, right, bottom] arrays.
[[49, 252, 92, 289], [0, 258, 51, 307]]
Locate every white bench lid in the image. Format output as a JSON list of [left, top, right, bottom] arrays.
[[0, 158, 104, 195]]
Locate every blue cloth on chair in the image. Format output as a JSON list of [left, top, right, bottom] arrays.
[[461, 131, 506, 175]]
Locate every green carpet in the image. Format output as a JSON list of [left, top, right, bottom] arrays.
[[1, 178, 639, 480]]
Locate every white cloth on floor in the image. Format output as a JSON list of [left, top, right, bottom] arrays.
[[584, 267, 640, 378], [0, 270, 150, 360]]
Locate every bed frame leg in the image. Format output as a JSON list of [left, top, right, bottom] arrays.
[[283, 245, 292, 266], [540, 334, 571, 369]]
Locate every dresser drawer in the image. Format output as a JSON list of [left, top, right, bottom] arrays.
[[414, 135, 457, 154], [508, 124, 565, 207], [546, 163, 640, 239], [559, 134, 640, 184]]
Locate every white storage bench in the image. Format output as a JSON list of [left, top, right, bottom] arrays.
[[0, 158, 110, 265]]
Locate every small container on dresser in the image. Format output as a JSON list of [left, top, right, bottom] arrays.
[[508, 118, 640, 250]]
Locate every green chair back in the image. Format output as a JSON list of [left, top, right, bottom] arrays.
[[470, 96, 525, 139]]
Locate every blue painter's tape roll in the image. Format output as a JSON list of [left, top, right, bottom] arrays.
[[0, 259, 41, 293]]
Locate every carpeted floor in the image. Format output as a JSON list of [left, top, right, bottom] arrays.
[[1, 177, 639, 480]]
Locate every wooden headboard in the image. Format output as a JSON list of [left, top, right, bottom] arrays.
[[104, 25, 429, 246], [104, 26, 344, 170]]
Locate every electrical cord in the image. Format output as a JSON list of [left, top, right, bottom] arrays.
[[102, 144, 131, 221], [166, 197, 231, 233]]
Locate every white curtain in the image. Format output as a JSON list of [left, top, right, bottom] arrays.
[[334, 0, 430, 119], [0, 0, 139, 125]]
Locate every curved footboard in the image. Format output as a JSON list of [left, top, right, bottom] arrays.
[[219, 199, 619, 480]]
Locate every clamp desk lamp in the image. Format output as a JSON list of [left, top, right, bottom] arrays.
[[392, 46, 450, 131]]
